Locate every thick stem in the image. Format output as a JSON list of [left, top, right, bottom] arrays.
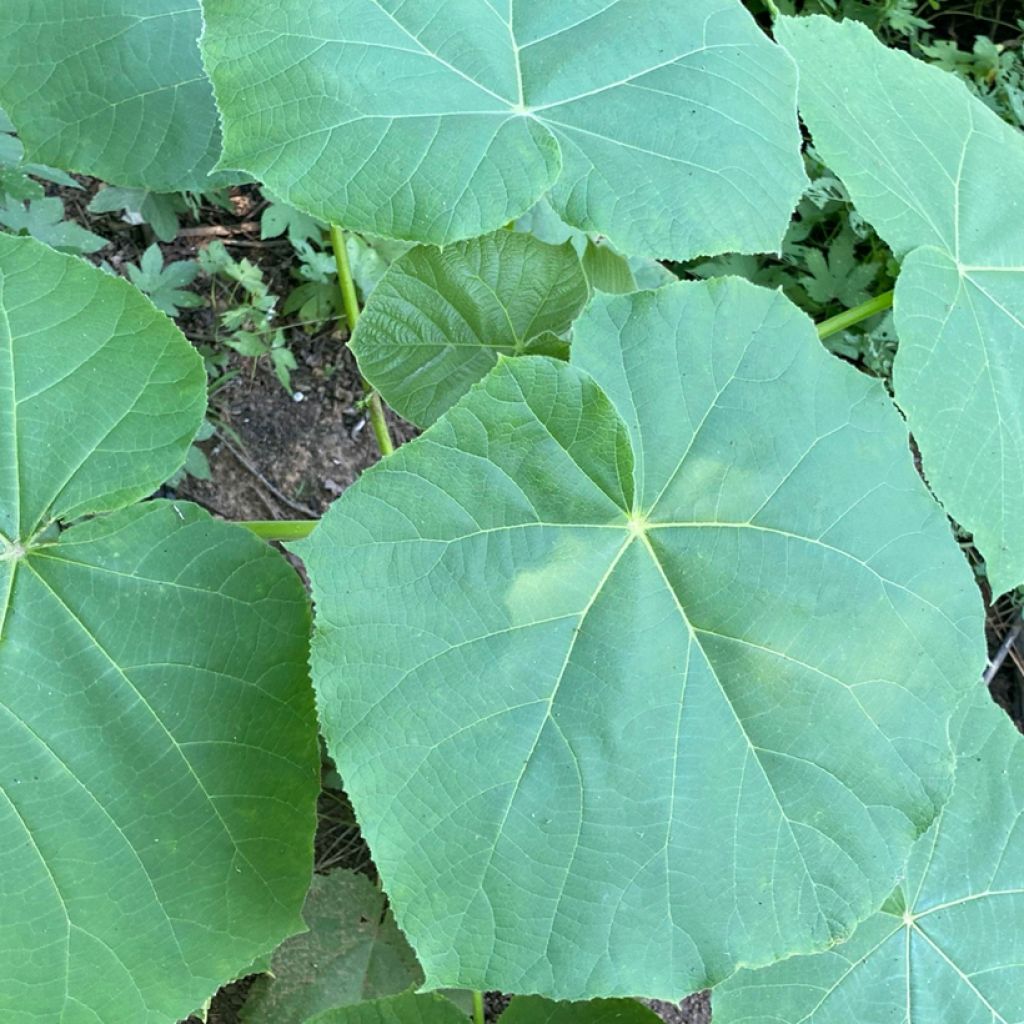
[[817, 289, 895, 341], [240, 520, 318, 542], [329, 222, 395, 456], [472, 991, 486, 1024]]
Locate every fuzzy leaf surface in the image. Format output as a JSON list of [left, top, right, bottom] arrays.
[[778, 15, 1024, 594], [352, 230, 588, 426], [201, 0, 807, 257], [0, 0, 227, 191], [301, 278, 983, 1000], [0, 235, 318, 1022], [713, 686, 1024, 1024]]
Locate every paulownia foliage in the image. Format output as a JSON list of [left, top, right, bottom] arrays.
[[200, 0, 807, 257], [352, 230, 589, 427], [0, 0, 227, 191], [713, 685, 1024, 1023], [778, 16, 1024, 595], [242, 869, 422, 1024], [301, 278, 984, 1000], [0, 235, 318, 1022]]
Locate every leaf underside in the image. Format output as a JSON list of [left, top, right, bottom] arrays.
[[0, 0, 228, 191], [777, 15, 1024, 595], [201, 0, 807, 257], [713, 685, 1024, 1024], [302, 277, 984, 1000], [0, 235, 318, 1023]]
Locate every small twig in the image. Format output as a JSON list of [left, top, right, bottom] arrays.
[[179, 222, 262, 238], [214, 431, 318, 518], [983, 613, 1024, 686]]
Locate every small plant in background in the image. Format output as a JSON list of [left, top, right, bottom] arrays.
[[198, 238, 297, 390], [0, 193, 107, 254], [88, 185, 192, 243], [125, 243, 203, 317]]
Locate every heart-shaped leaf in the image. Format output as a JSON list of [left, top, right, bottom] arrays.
[[352, 230, 588, 426], [0, 235, 318, 1022], [713, 685, 1024, 1023], [200, 0, 807, 257], [0, 0, 228, 191], [777, 15, 1024, 594], [300, 278, 983, 1000]]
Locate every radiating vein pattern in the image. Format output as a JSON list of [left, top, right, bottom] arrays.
[[201, 0, 807, 257], [713, 685, 1024, 1024], [0, 236, 318, 1023], [303, 278, 983, 1000], [0, 0, 228, 191], [778, 16, 1024, 594]]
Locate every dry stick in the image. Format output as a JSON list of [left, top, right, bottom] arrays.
[[329, 223, 395, 457], [984, 613, 1024, 686], [215, 431, 319, 519]]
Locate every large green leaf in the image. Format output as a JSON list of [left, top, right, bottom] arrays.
[[776, 15, 1024, 595], [502, 997, 661, 1023], [300, 278, 983, 1000], [0, 0, 226, 191], [200, 0, 807, 257], [352, 230, 588, 427], [713, 686, 1024, 1024], [0, 235, 318, 1022], [242, 870, 422, 1024]]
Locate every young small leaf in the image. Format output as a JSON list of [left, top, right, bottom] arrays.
[[242, 870, 422, 1024], [778, 15, 1024, 594], [352, 230, 589, 426], [713, 686, 1024, 1024], [201, 0, 807, 258], [300, 278, 984, 1000]]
